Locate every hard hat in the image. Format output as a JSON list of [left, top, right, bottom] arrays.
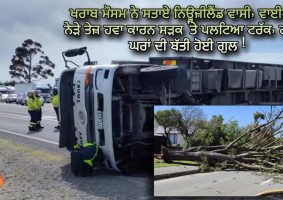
[[52, 88, 58, 95], [27, 92, 33, 97], [33, 90, 41, 97]]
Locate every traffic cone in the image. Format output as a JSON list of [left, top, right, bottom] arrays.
[[0, 175, 4, 187]]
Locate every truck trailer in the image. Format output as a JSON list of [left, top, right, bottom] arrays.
[[58, 47, 283, 173]]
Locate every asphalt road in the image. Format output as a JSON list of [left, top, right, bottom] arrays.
[[0, 102, 152, 199], [154, 170, 283, 196], [0, 102, 60, 144]]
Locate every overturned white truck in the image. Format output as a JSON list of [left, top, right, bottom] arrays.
[[58, 47, 283, 173]]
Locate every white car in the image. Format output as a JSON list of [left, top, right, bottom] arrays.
[[0, 94, 8, 102], [6, 94, 17, 103]]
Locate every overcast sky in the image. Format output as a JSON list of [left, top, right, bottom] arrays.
[[1, 0, 283, 85]]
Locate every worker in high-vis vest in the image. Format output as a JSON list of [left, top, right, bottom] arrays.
[[34, 90, 44, 129], [82, 143, 104, 168], [27, 92, 39, 131], [71, 142, 104, 176], [52, 88, 59, 129]]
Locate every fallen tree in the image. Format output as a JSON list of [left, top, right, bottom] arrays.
[[160, 108, 283, 173]]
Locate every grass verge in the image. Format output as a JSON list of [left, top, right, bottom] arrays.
[[154, 160, 198, 168]]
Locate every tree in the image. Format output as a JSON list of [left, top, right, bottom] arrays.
[[9, 39, 55, 83], [154, 109, 181, 148], [223, 120, 242, 142], [206, 115, 227, 146], [0, 80, 18, 86], [187, 115, 227, 148], [175, 106, 205, 140]]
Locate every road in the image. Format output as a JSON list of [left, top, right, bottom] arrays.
[[154, 170, 283, 196], [0, 101, 59, 141], [0, 102, 152, 199]]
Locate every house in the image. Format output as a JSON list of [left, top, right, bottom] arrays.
[[154, 126, 185, 147]]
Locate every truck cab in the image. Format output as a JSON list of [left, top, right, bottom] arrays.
[[58, 48, 175, 172]]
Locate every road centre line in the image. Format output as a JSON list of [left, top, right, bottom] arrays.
[[0, 128, 59, 145]]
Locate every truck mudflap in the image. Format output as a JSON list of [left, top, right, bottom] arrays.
[[59, 69, 76, 151]]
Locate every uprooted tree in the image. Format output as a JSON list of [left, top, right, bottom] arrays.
[[160, 108, 283, 173]]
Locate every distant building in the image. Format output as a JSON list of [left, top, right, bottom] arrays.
[[154, 126, 185, 147], [0, 85, 15, 94]]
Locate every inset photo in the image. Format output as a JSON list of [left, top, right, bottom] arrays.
[[154, 106, 283, 197]]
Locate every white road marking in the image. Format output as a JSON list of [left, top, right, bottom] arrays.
[[0, 112, 28, 118], [0, 128, 59, 145], [260, 178, 273, 186], [42, 116, 57, 120], [0, 112, 57, 122]]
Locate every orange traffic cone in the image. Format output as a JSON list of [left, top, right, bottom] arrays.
[[0, 175, 4, 187]]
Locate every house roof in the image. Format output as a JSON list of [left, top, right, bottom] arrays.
[[6, 86, 15, 91], [0, 85, 14, 91], [154, 126, 179, 134]]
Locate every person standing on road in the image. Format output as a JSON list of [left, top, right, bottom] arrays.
[[27, 92, 39, 132], [52, 88, 59, 129], [34, 90, 44, 129]]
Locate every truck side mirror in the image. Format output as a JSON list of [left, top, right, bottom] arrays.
[[62, 47, 91, 68], [64, 47, 87, 57]]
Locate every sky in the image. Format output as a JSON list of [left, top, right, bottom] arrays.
[[154, 106, 281, 127], [2, 0, 283, 85]]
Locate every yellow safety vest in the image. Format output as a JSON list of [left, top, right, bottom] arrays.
[[52, 95, 59, 108], [83, 143, 99, 167], [27, 97, 38, 111], [35, 97, 44, 108]]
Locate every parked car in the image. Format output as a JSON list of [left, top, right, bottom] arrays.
[[6, 94, 17, 103], [19, 93, 28, 106], [16, 93, 23, 104], [1, 94, 9, 102], [16, 93, 28, 105]]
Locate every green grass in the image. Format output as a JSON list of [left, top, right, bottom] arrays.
[[154, 160, 198, 168]]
